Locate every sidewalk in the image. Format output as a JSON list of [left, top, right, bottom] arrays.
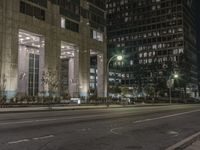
[[166, 132, 200, 150], [0, 103, 167, 113], [185, 139, 200, 150]]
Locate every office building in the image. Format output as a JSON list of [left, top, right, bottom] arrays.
[[0, 0, 107, 100], [107, 0, 199, 97]]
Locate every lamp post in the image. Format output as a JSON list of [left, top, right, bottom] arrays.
[[106, 55, 123, 106], [167, 73, 179, 104]]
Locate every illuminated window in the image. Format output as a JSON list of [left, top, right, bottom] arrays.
[[91, 30, 103, 42], [61, 17, 65, 28]]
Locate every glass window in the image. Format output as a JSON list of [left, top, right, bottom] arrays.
[[91, 30, 103, 42], [61, 17, 65, 28]]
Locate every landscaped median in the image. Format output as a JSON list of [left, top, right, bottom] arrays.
[[0, 103, 169, 113]]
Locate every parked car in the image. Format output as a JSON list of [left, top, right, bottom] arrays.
[[60, 99, 70, 104], [121, 97, 131, 104], [70, 98, 81, 105]]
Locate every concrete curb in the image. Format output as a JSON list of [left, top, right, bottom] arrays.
[[165, 131, 200, 150], [0, 106, 117, 113]]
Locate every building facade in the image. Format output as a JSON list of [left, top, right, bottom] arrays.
[[107, 0, 199, 98], [195, 0, 200, 95], [0, 0, 107, 100]]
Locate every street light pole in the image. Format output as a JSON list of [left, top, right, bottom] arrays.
[[167, 73, 179, 104], [169, 75, 172, 104], [106, 55, 123, 106]]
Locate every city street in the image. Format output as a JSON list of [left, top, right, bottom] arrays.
[[0, 104, 200, 150]]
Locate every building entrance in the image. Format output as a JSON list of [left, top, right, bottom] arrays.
[[18, 30, 44, 96], [60, 41, 79, 98]]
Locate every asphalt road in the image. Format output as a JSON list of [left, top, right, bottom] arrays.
[[0, 104, 200, 150]]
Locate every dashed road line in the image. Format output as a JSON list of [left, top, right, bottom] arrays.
[[0, 106, 198, 126], [8, 139, 30, 144], [0, 111, 151, 126], [7, 135, 55, 145], [133, 110, 200, 124], [33, 135, 54, 140], [110, 109, 200, 135]]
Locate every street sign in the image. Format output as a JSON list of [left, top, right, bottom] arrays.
[[167, 79, 174, 88]]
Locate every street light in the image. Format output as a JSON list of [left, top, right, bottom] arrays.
[[167, 72, 179, 104], [106, 55, 123, 105], [116, 55, 123, 61], [174, 74, 179, 79]]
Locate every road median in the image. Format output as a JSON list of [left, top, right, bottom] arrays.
[[0, 103, 169, 113]]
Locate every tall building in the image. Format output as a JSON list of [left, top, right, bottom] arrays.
[[195, 0, 200, 95], [107, 0, 199, 98], [0, 0, 107, 100]]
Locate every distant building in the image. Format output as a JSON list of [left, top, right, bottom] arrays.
[[107, 0, 199, 98], [195, 0, 200, 96], [0, 0, 107, 100]]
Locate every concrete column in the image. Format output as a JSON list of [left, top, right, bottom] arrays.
[[97, 53, 106, 97], [18, 45, 29, 95], [1, 0, 18, 99], [79, 14, 90, 100], [68, 58, 74, 97], [44, 32, 60, 96], [79, 48, 90, 99], [38, 38, 45, 93], [68, 49, 79, 97]]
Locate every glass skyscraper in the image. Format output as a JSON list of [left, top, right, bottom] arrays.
[[107, 0, 199, 98]]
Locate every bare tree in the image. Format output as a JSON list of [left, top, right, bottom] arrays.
[[41, 70, 59, 97], [0, 74, 7, 102]]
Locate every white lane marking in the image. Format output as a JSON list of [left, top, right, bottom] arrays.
[[110, 109, 200, 135], [33, 135, 54, 140], [79, 128, 91, 132], [0, 120, 35, 125], [110, 127, 123, 135], [8, 139, 29, 144], [8, 135, 55, 145], [133, 109, 200, 124], [0, 114, 105, 125], [167, 131, 179, 137], [0, 105, 167, 125], [1, 107, 200, 126], [0, 111, 148, 126]]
